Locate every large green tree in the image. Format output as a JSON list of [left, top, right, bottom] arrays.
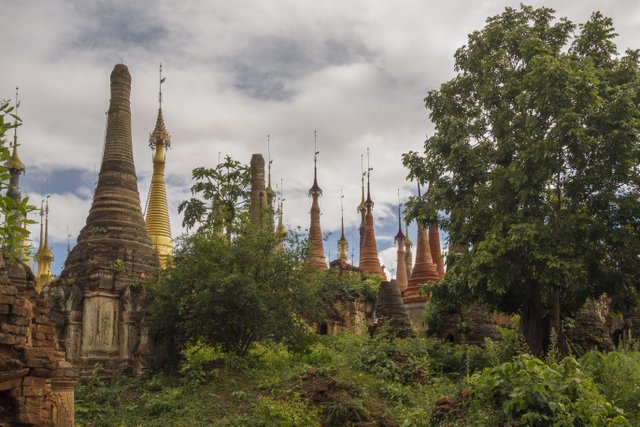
[[404, 6, 640, 354]]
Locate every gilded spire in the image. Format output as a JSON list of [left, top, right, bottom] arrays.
[[145, 64, 173, 268], [34, 197, 54, 293], [337, 188, 349, 264], [6, 86, 25, 173], [395, 190, 408, 292], [5, 86, 30, 262], [307, 131, 326, 270], [358, 149, 385, 277]]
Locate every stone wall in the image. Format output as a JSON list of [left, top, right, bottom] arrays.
[[317, 299, 375, 336], [0, 259, 76, 426]]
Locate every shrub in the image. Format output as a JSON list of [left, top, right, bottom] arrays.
[[468, 355, 629, 426]]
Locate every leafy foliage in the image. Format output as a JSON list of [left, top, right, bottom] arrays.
[[403, 5, 640, 354], [178, 155, 250, 239], [147, 225, 318, 358], [468, 355, 629, 426], [0, 100, 34, 259]]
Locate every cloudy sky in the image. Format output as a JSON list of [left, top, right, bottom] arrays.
[[2, 0, 640, 276]]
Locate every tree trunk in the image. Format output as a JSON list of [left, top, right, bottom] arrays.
[[519, 278, 550, 356]]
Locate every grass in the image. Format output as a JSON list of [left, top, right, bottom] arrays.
[[75, 332, 640, 426]]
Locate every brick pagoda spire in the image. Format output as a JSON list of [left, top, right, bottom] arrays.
[[61, 64, 160, 282], [394, 193, 408, 292], [145, 64, 173, 268], [249, 154, 268, 228], [403, 184, 439, 303], [306, 131, 327, 270], [429, 223, 445, 279], [404, 221, 413, 279], [54, 64, 160, 375], [357, 154, 366, 251], [358, 150, 385, 278]]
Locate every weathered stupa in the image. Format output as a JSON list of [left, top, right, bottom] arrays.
[[306, 137, 327, 270], [49, 64, 160, 376], [145, 64, 173, 268], [249, 154, 268, 228], [358, 161, 386, 278], [429, 223, 445, 279], [404, 221, 413, 279], [371, 280, 412, 338], [394, 201, 408, 292]]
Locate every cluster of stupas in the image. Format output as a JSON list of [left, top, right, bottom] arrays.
[[3, 63, 447, 374], [296, 145, 446, 305]]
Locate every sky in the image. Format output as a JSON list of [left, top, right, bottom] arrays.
[[2, 0, 640, 276]]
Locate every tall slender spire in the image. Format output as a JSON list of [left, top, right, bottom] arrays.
[[404, 220, 414, 279], [307, 131, 326, 270], [5, 86, 29, 262], [34, 196, 53, 292], [276, 179, 286, 246], [265, 135, 275, 231], [404, 183, 439, 303], [395, 190, 408, 292], [357, 154, 366, 251], [358, 149, 385, 277], [337, 188, 349, 264], [145, 63, 173, 268], [427, 186, 445, 279]]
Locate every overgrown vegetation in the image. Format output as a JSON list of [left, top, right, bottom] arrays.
[[75, 332, 640, 426]]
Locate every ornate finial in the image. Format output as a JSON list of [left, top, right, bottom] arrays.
[[267, 134, 273, 191], [67, 225, 71, 253], [365, 147, 373, 206], [309, 130, 322, 196], [340, 188, 345, 239], [6, 85, 25, 173], [159, 63, 165, 109], [395, 188, 404, 243], [149, 64, 171, 149]]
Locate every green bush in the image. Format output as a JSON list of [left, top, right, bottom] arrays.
[[468, 355, 629, 426], [580, 347, 640, 424]]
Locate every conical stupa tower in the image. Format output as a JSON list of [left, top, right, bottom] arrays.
[[249, 154, 268, 228], [394, 198, 408, 292], [404, 185, 439, 303], [306, 133, 327, 270], [404, 221, 413, 279], [275, 180, 287, 248], [358, 153, 385, 278], [34, 198, 54, 292], [429, 223, 445, 279], [52, 64, 160, 375], [145, 64, 173, 268], [357, 155, 366, 251], [61, 64, 160, 284], [4, 86, 30, 262]]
